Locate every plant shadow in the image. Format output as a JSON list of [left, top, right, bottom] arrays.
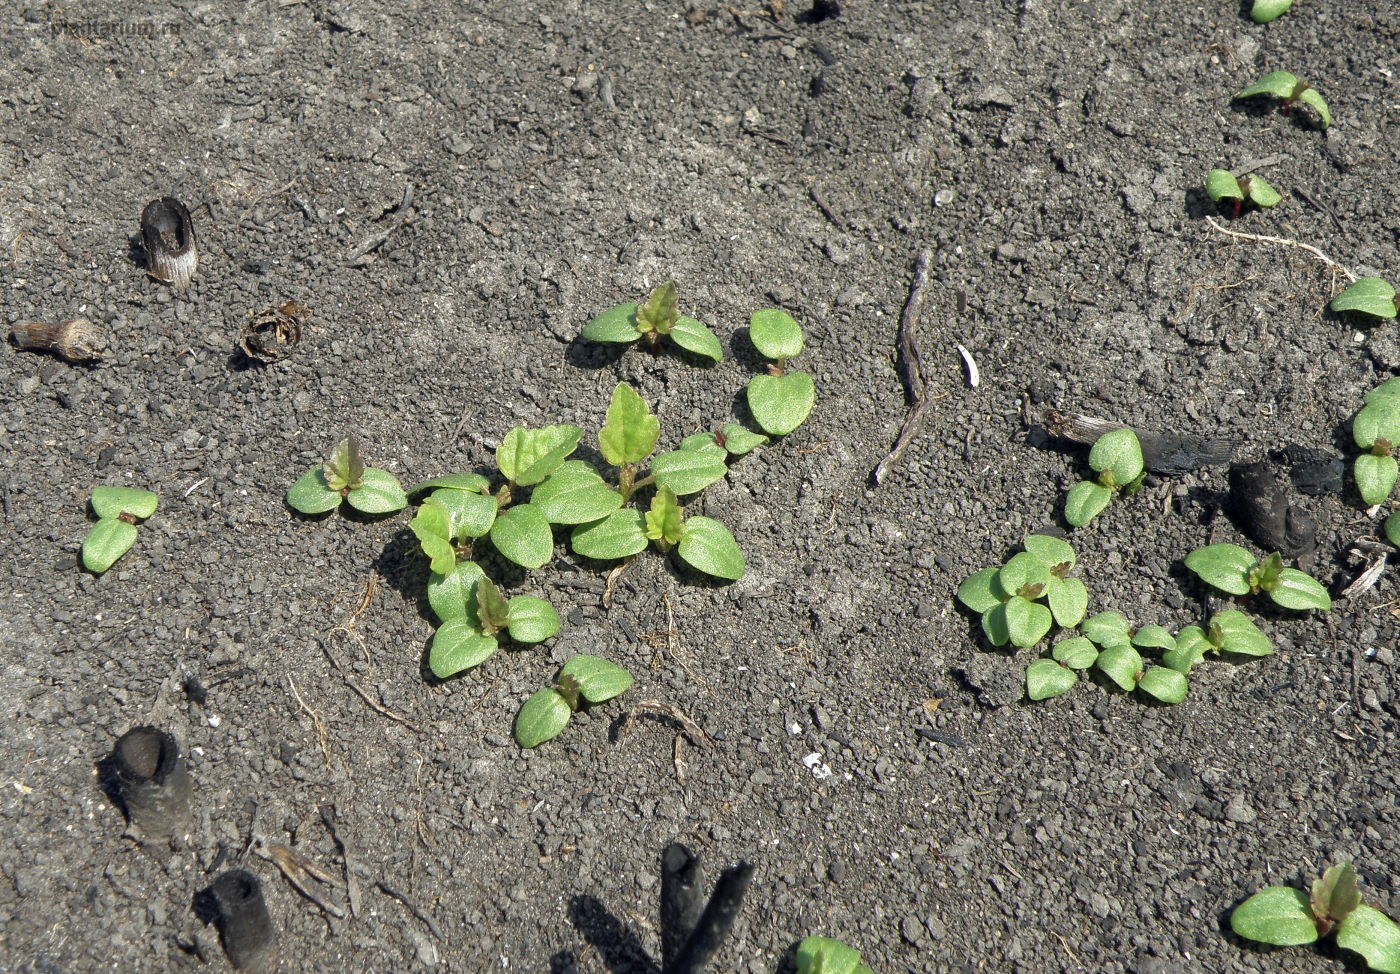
[[567, 893, 660, 974]]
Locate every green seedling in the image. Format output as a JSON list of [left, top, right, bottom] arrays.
[[1184, 544, 1332, 610], [513, 654, 634, 748], [1232, 863, 1400, 973], [581, 280, 723, 362], [1385, 511, 1400, 549], [795, 936, 874, 974], [82, 486, 158, 573], [745, 308, 816, 436], [1234, 70, 1331, 129], [286, 437, 407, 516], [1351, 380, 1400, 505], [1163, 610, 1272, 673], [1205, 169, 1282, 219], [1249, 0, 1292, 23], [956, 534, 1088, 649], [427, 573, 560, 680], [1025, 611, 1188, 704], [1063, 428, 1145, 527], [1332, 278, 1400, 322]]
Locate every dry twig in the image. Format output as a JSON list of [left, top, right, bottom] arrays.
[[254, 841, 347, 918], [1204, 216, 1357, 283], [873, 247, 935, 485], [619, 699, 712, 747]]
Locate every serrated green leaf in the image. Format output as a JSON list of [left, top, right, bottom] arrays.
[[652, 449, 729, 495], [427, 561, 486, 624], [981, 603, 1010, 647], [286, 467, 343, 514], [645, 486, 685, 547], [410, 500, 458, 575], [407, 472, 491, 497], [323, 437, 365, 491], [1022, 533, 1075, 573], [1270, 568, 1332, 611], [998, 552, 1052, 599], [1231, 886, 1320, 946], [1250, 0, 1292, 23], [1137, 666, 1188, 704], [90, 486, 158, 520], [599, 383, 660, 467], [1244, 174, 1282, 208], [1064, 481, 1112, 527], [1025, 659, 1078, 701], [1297, 87, 1331, 129], [747, 372, 815, 436], [1095, 643, 1144, 692], [721, 424, 768, 456], [749, 308, 805, 360], [1355, 454, 1398, 506], [677, 516, 745, 580], [82, 518, 138, 573], [1212, 610, 1272, 657], [582, 302, 643, 343], [1003, 596, 1053, 648], [1131, 624, 1177, 651], [428, 619, 499, 678], [1236, 70, 1299, 100], [496, 425, 583, 487], [346, 468, 408, 514], [956, 567, 1007, 614], [1337, 904, 1400, 974], [431, 487, 498, 539], [570, 509, 648, 560], [1089, 428, 1144, 485], [1184, 543, 1256, 596], [638, 280, 679, 334], [1051, 636, 1098, 669], [514, 687, 572, 748], [1206, 169, 1243, 202], [505, 596, 560, 643], [489, 503, 555, 569], [561, 654, 635, 703], [1082, 611, 1131, 646], [531, 461, 624, 525], [670, 315, 723, 362], [474, 575, 511, 634]]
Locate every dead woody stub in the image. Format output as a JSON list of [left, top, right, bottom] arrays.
[[141, 196, 198, 288]]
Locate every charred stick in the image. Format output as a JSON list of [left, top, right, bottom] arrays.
[[872, 247, 934, 485]]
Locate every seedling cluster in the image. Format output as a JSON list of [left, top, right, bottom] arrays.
[[83, 486, 159, 573], [1185, 544, 1332, 610], [1063, 428, 1144, 527], [1232, 863, 1400, 973], [582, 280, 723, 362]]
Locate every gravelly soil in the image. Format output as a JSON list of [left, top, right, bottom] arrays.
[[3, 1, 1400, 972]]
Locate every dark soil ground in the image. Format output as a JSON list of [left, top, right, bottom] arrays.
[[4, 1, 1400, 972]]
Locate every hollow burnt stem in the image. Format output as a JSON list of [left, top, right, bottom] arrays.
[[140, 197, 198, 288], [11, 318, 108, 362]]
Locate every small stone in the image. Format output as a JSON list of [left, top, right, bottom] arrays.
[[1224, 795, 1257, 824], [901, 914, 927, 946]]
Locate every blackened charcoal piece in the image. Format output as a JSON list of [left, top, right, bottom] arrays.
[[110, 726, 192, 842], [664, 859, 754, 974], [141, 197, 198, 287], [661, 844, 704, 969], [1272, 444, 1346, 496], [208, 870, 279, 973], [1041, 409, 1234, 475], [1229, 462, 1316, 557]]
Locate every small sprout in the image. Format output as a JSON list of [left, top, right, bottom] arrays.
[[1205, 169, 1282, 219], [582, 281, 723, 362], [745, 309, 816, 436], [1232, 863, 1400, 973], [794, 936, 874, 974], [1164, 610, 1272, 673], [957, 534, 1087, 650], [1234, 70, 1331, 129], [427, 576, 560, 680], [140, 197, 198, 287], [1250, 0, 1292, 22], [286, 437, 407, 516], [1332, 278, 1400, 322], [1063, 428, 1145, 527], [1185, 543, 1332, 610], [513, 655, 634, 748], [1348, 381, 1400, 505], [10, 318, 108, 362], [82, 486, 159, 573]]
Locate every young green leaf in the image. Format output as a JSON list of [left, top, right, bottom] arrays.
[[1184, 543, 1256, 596], [582, 303, 643, 343], [1064, 481, 1112, 527], [1205, 169, 1243, 203], [286, 467, 343, 514], [1242, 175, 1282, 208], [981, 603, 1011, 647], [1136, 666, 1187, 704], [1236, 70, 1300, 100], [90, 486, 158, 520], [323, 437, 365, 491], [346, 468, 408, 514], [599, 383, 660, 467], [680, 431, 727, 455], [1250, 0, 1292, 23], [496, 425, 583, 486], [1052, 636, 1098, 670], [1081, 610, 1131, 647], [1212, 610, 1272, 656], [410, 500, 458, 576], [407, 472, 491, 497], [1296, 87, 1331, 129], [720, 424, 768, 456], [1045, 577, 1088, 628], [428, 619, 499, 679], [1003, 596, 1053, 648], [1022, 533, 1075, 573], [1026, 659, 1078, 701], [1163, 627, 1208, 674], [489, 503, 555, 569], [637, 280, 680, 335], [645, 486, 685, 548], [1130, 624, 1176, 652], [1095, 643, 1144, 692], [514, 687, 573, 748], [677, 516, 746, 580], [1367, 377, 1400, 404], [795, 937, 870, 974], [1231, 886, 1320, 946], [1386, 511, 1400, 548], [1356, 454, 1399, 506], [670, 315, 724, 362], [651, 449, 729, 495], [1336, 904, 1400, 974], [560, 654, 635, 703], [1353, 398, 1400, 450], [427, 560, 486, 624], [957, 567, 1008, 614], [1269, 568, 1332, 611], [1313, 862, 1363, 930], [431, 487, 498, 539], [749, 308, 805, 360], [998, 552, 1052, 599], [473, 575, 512, 635], [1089, 428, 1144, 486], [531, 461, 624, 525], [746, 372, 816, 436], [82, 518, 139, 573], [570, 509, 648, 560], [505, 596, 560, 643]]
